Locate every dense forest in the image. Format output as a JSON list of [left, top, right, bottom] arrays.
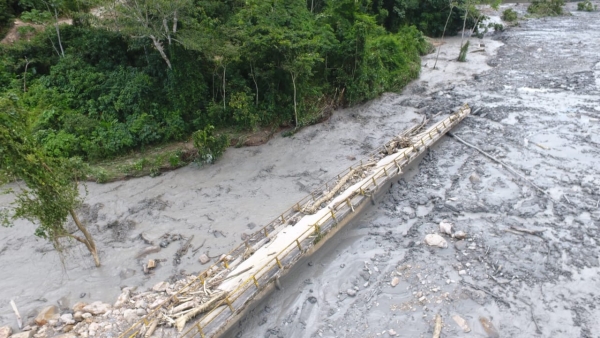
[[0, 0, 477, 161]]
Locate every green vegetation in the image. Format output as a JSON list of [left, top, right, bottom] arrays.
[[1, 0, 487, 175], [458, 40, 470, 62], [192, 125, 229, 165], [527, 0, 565, 16], [0, 94, 100, 266], [577, 0, 597, 11], [502, 8, 519, 22]]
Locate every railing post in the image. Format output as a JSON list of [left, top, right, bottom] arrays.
[[196, 322, 205, 338], [346, 198, 354, 212], [225, 296, 234, 312]]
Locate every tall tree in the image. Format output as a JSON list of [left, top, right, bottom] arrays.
[[0, 95, 100, 267], [109, 0, 193, 69]]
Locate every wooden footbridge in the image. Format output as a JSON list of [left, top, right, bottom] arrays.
[[119, 104, 471, 338]]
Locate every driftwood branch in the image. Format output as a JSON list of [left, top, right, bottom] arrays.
[[10, 299, 23, 329], [448, 132, 548, 195], [175, 291, 228, 332]]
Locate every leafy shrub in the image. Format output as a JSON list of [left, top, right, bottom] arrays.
[[502, 8, 518, 22], [488, 23, 504, 32], [21, 9, 52, 24], [527, 0, 565, 16], [192, 125, 229, 164], [17, 25, 36, 36], [229, 91, 258, 130], [577, 0, 597, 11]]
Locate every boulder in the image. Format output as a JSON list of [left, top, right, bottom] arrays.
[[60, 313, 75, 325], [72, 302, 88, 312], [152, 282, 169, 292], [122, 309, 139, 323], [10, 332, 33, 338], [35, 305, 59, 325], [198, 254, 210, 264], [114, 290, 130, 308], [82, 301, 111, 315], [439, 220, 453, 235], [453, 231, 467, 240], [73, 311, 84, 322], [424, 234, 448, 248], [88, 322, 99, 336], [0, 326, 12, 338]]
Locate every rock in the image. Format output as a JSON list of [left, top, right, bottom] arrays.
[[54, 333, 77, 338], [452, 314, 471, 333], [122, 309, 139, 323], [453, 231, 467, 240], [388, 329, 397, 336], [147, 259, 156, 269], [346, 289, 357, 297], [424, 234, 448, 248], [134, 299, 147, 309], [88, 322, 99, 336], [152, 281, 169, 292], [390, 277, 399, 287], [470, 173, 481, 184], [136, 308, 146, 316], [62, 325, 75, 333], [198, 254, 210, 264], [459, 270, 467, 275], [82, 313, 93, 320], [82, 302, 111, 315], [73, 312, 84, 322], [479, 317, 500, 338], [72, 302, 87, 312], [455, 240, 467, 251], [114, 290, 130, 308], [0, 326, 12, 338], [35, 305, 59, 325], [61, 313, 75, 325], [10, 332, 33, 338], [439, 220, 453, 235]]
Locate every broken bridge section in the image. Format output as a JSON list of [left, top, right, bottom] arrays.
[[120, 104, 471, 338]]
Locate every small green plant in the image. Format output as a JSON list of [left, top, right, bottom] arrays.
[[577, 0, 597, 11], [89, 167, 109, 183], [527, 0, 565, 16], [458, 40, 470, 62], [502, 8, 518, 22], [17, 26, 36, 36], [488, 22, 504, 32], [192, 125, 229, 164], [20, 9, 52, 24], [168, 152, 181, 167]]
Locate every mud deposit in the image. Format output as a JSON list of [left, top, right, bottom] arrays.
[[227, 5, 600, 338]]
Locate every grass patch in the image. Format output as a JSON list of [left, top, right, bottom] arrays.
[[87, 142, 197, 183]]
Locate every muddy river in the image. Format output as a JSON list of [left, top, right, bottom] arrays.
[[1, 3, 599, 337]]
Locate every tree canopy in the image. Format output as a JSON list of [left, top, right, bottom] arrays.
[[0, 0, 482, 161]]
